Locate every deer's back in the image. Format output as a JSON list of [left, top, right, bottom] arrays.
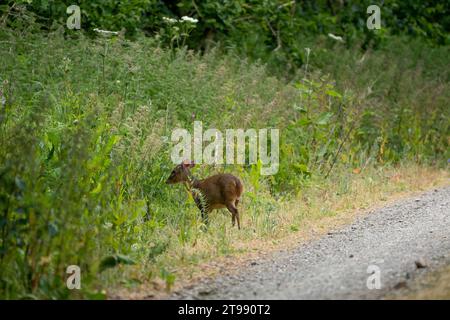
[[197, 173, 243, 206]]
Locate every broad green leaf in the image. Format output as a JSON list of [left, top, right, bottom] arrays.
[[315, 112, 333, 125], [325, 90, 342, 99]]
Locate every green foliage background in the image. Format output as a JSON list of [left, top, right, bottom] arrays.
[[0, 1, 448, 298], [2, 1, 449, 69]]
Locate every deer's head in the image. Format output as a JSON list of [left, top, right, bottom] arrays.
[[166, 160, 195, 184]]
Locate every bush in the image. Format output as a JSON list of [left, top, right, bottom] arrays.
[[0, 8, 448, 298]]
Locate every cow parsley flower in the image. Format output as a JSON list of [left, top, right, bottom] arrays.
[[162, 17, 177, 24], [181, 16, 198, 23]]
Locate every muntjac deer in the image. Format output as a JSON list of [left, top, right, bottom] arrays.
[[166, 161, 244, 229]]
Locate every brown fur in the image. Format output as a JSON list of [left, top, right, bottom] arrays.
[[166, 162, 244, 229]]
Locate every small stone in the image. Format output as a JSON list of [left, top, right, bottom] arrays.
[[349, 254, 354, 258], [415, 259, 428, 269], [198, 289, 214, 296], [393, 281, 408, 290], [250, 261, 258, 266]]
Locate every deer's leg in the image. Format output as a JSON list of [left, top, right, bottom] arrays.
[[226, 204, 240, 230], [232, 207, 240, 230], [198, 209, 210, 233], [194, 196, 209, 225], [236, 210, 240, 230], [234, 199, 241, 229], [201, 208, 210, 225]]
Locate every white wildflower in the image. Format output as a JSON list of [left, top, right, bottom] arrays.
[[131, 243, 139, 251], [181, 16, 198, 23], [328, 33, 344, 42], [162, 17, 177, 24], [103, 222, 113, 229]]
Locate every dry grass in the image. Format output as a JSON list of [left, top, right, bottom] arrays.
[[390, 265, 450, 300], [110, 164, 449, 299]]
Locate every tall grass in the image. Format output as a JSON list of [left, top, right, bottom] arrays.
[[0, 18, 448, 298]]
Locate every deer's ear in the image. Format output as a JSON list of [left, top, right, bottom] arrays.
[[181, 160, 195, 168]]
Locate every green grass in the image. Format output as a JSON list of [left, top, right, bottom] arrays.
[[0, 22, 449, 299]]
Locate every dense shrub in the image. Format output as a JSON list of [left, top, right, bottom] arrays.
[[0, 4, 448, 298], [1, 1, 448, 69]]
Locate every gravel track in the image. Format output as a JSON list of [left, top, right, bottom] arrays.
[[171, 186, 450, 299]]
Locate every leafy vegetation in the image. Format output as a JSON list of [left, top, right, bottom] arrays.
[[0, 2, 449, 298], [2, 1, 449, 70]]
